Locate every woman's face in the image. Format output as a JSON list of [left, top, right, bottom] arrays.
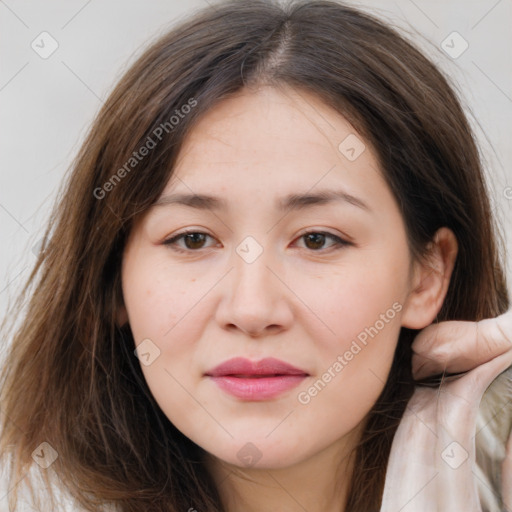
[[121, 85, 417, 469]]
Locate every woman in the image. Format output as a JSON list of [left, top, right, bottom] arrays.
[[0, 0, 510, 510]]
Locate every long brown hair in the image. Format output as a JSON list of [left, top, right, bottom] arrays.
[[1, 1, 509, 510]]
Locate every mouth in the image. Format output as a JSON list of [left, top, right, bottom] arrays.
[[205, 357, 309, 401], [222, 373, 306, 378], [207, 374, 308, 401], [205, 356, 308, 378]]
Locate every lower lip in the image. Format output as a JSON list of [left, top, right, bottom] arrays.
[[208, 375, 307, 400]]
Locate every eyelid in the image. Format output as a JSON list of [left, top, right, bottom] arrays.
[[162, 229, 219, 251], [163, 228, 352, 253], [292, 229, 351, 250]]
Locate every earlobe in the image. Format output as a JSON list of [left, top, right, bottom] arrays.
[[401, 227, 458, 330]]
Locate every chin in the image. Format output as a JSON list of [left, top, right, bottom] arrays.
[[209, 438, 312, 470]]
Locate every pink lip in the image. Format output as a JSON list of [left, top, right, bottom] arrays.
[[205, 357, 309, 401]]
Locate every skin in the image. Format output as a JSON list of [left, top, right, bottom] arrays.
[[120, 84, 458, 512]]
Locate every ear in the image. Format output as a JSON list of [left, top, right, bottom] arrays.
[[401, 227, 458, 330]]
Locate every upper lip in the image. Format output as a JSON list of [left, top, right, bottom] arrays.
[[205, 357, 309, 377]]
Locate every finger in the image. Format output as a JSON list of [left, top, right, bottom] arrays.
[[412, 311, 512, 380], [411, 320, 478, 380], [477, 310, 512, 359]]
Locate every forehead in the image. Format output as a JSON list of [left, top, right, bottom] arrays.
[[175, 85, 366, 169], [160, 85, 392, 213]]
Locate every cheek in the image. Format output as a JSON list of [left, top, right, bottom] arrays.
[[121, 253, 216, 405], [123, 270, 213, 436], [294, 307, 402, 451], [297, 299, 403, 402], [291, 254, 407, 414], [122, 251, 211, 344], [290, 251, 408, 354]]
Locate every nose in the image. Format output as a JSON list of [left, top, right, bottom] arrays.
[[214, 246, 294, 337]]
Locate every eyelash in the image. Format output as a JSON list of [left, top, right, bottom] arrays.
[[162, 229, 351, 254]]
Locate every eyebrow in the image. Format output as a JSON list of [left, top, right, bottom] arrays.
[[152, 189, 371, 213]]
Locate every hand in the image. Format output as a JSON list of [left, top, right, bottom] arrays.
[[380, 309, 512, 512], [411, 309, 512, 380]]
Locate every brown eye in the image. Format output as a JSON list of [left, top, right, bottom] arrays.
[[297, 231, 350, 251], [182, 233, 208, 249], [303, 233, 327, 250], [163, 231, 216, 252]]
